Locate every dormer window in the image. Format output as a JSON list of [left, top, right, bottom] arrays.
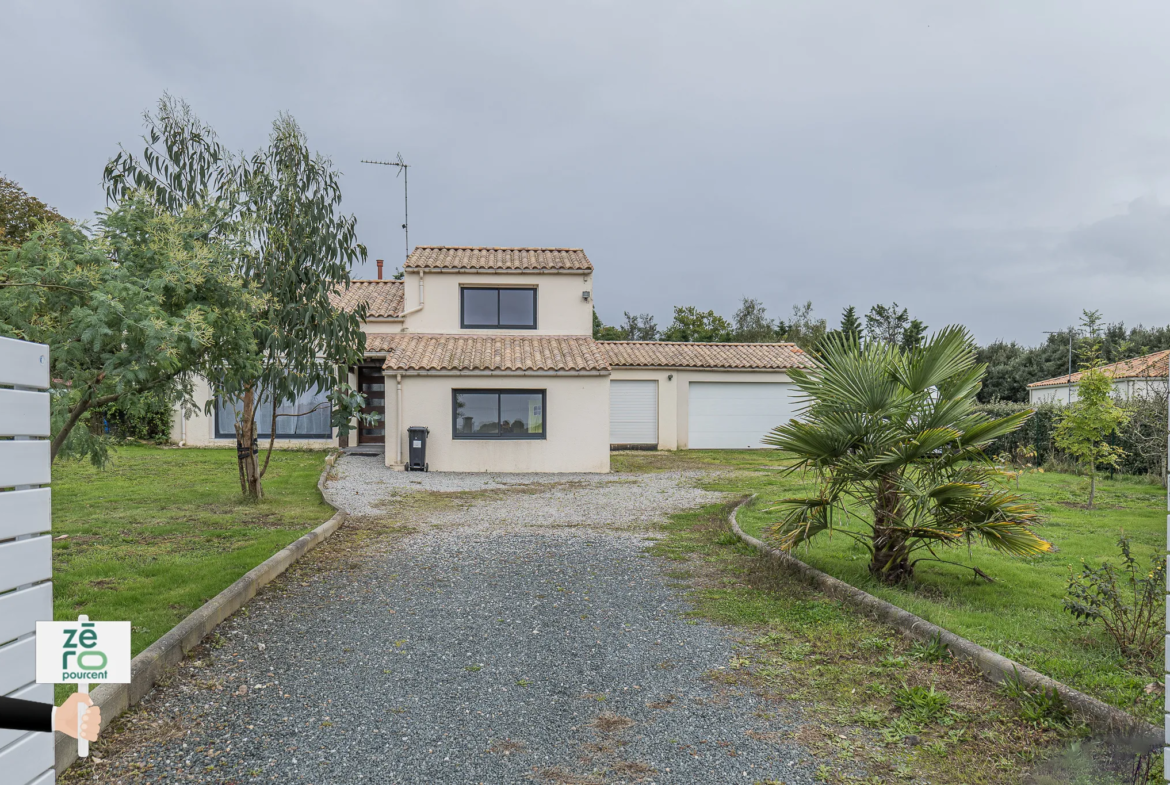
[[460, 287, 537, 329]]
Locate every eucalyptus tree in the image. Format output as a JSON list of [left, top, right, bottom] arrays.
[[763, 326, 1052, 584], [105, 96, 369, 497]]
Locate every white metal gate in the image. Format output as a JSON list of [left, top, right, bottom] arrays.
[[0, 336, 55, 784]]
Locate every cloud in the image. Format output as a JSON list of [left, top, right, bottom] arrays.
[[4, 0, 1170, 344], [1060, 196, 1170, 273]]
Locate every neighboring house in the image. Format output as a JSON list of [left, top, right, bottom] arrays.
[[172, 247, 813, 472], [1027, 349, 1169, 405]]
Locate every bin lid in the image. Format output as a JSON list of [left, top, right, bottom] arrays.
[[407, 426, 430, 434]]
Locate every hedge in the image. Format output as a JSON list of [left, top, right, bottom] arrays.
[[974, 401, 1162, 478]]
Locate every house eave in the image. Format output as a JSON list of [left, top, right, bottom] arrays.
[[390, 370, 610, 377], [402, 268, 590, 275]]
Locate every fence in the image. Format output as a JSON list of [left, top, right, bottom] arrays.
[[0, 336, 55, 784]]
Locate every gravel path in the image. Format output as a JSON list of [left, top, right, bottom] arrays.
[[91, 458, 823, 784]]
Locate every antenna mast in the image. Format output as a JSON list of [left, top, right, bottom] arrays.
[[361, 154, 410, 265]]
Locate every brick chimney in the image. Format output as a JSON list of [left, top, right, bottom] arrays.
[[376, 259, 384, 280]]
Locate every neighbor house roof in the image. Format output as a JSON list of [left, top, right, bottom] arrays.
[[404, 246, 593, 273], [330, 280, 405, 319], [369, 334, 610, 373], [601, 341, 812, 370], [1027, 349, 1170, 388]]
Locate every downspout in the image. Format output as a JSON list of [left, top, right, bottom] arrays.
[[400, 270, 425, 318], [395, 373, 403, 467]]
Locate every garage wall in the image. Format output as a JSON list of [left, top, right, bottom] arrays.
[[609, 369, 797, 450], [609, 370, 678, 449], [389, 373, 610, 473]]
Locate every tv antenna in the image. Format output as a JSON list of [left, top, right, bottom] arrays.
[[362, 153, 410, 264]]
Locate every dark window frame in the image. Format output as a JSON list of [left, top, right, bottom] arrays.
[[451, 389, 547, 440], [213, 387, 334, 440], [459, 286, 538, 329]]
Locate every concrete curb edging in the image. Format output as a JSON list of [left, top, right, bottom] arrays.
[[55, 467, 346, 774], [726, 495, 1161, 749]]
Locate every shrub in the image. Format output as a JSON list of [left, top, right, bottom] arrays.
[[977, 399, 1167, 481], [1063, 535, 1166, 666], [91, 390, 175, 443]]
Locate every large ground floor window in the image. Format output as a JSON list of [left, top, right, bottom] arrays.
[[453, 389, 545, 439], [215, 384, 333, 439]]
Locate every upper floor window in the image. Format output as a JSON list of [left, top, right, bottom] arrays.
[[461, 287, 537, 329]]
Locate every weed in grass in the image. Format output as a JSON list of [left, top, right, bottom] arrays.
[[999, 669, 1073, 728], [908, 633, 951, 663], [851, 706, 888, 727]]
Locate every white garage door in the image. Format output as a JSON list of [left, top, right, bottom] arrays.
[[610, 380, 658, 445], [688, 382, 795, 449]]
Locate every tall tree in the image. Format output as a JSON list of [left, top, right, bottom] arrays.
[[592, 309, 625, 340], [763, 327, 1050, 583], [0, 200, 258, 465], [0, 176, 66, 246], [661, 306, 733, 342], [902, 318, 928, 351], [104, 96, 370, 498], [732, 297, 776, 342], [621, 311, 659, 341], [782, 301, 827, 351], [839, 305, 862, 343], [865, 302, 911, 346]]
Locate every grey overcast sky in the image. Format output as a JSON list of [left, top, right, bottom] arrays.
[[4, 1, 1169, 344]]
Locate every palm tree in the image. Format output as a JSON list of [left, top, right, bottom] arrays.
[[762, 326, 1052, 584]]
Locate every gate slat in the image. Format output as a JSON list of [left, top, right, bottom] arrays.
[[0, 442, 51, 488], [0, 584, 52, 647], [0, 337, 49, 389], [0, 731, 54, 785], [0, 637, 37, 696], [0, 537, 51, 593], [0, 390, 49, 437], [0, 488, 51, 541]]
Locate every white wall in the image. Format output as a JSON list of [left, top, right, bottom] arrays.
[[172, 376, 338, 449], [401, 271, 593, 335], [386, 373, 610, 472], [609, 369, 797, 449], [1028, 377, 1167, 405]]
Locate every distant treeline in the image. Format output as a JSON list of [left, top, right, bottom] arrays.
[[594, 300, 1170, 404]]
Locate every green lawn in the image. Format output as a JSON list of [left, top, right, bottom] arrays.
[[51, 445, 332, 702], [617, 450, 1165, 725]]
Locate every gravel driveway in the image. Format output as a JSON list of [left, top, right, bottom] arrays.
[[86, 457, 823, 784]]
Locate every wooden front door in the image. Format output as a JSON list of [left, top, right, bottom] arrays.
[[358, 367, 387, 445]]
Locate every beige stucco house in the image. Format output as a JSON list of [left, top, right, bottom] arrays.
[[1027, 349, 1169, 405], [172, 246, 812, 472]]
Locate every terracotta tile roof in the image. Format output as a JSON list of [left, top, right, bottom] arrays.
[[1028, 349, 1170, 388], [330, 280, 404, 319], [371, 334, 610, 372], [405, 246, 593, 272], [601, 341, 812, 370]]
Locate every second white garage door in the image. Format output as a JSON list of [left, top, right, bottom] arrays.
[[610, 380, 658, 446], [688, 382, 796, 449]]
